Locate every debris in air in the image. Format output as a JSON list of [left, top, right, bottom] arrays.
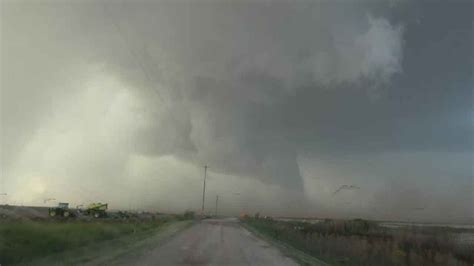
[[333, 185, 360, 195]]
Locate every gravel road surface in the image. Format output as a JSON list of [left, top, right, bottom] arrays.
[[120, 218, 298, 266]]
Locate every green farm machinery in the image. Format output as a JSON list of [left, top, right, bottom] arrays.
[[83, 202, 108, 218], [49, 202, 74, 218]]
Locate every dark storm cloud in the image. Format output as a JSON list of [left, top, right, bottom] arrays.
[[80, 0, 408, 189], [1, 0, 472, 221]]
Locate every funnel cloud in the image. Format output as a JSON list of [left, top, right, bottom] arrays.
[[1, 0, 472, 223]]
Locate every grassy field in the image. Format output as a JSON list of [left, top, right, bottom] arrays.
[[243, 217, 473, 266], [0, 215, 192, 265]]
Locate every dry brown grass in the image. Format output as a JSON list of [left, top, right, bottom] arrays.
[[244, 217, 473, 266]]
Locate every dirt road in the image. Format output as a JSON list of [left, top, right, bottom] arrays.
[[116, 218, 299, 266]]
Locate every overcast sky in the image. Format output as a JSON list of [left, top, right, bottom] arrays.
[[1, 0, 472, 223]]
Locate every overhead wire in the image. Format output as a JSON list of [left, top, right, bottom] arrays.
[[99, 2, 203, 209], [100, 1, 168, 105], [100, 1, 199, 160]]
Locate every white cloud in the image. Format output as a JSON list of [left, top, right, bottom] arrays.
[[309, 15, 404, 87]]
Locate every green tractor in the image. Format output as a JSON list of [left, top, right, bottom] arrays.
[[84, 202, 108, 218], [49, 202, 74, 218]]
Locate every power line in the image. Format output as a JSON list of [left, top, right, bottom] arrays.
[[100, 2, 167, 104], [101, 2, 206, 210]]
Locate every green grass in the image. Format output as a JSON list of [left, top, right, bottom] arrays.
[[0, 218, 176, 265]]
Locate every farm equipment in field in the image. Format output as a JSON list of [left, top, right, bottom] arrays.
[[49, 202, 74, 218], [84, 202, 108, 218]]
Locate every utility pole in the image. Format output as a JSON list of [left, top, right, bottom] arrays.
[[201, 165, 209, 215], [215, 195, 219, 217]]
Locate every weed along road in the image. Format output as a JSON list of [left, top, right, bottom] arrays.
[[116, 218, 299, 266]]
